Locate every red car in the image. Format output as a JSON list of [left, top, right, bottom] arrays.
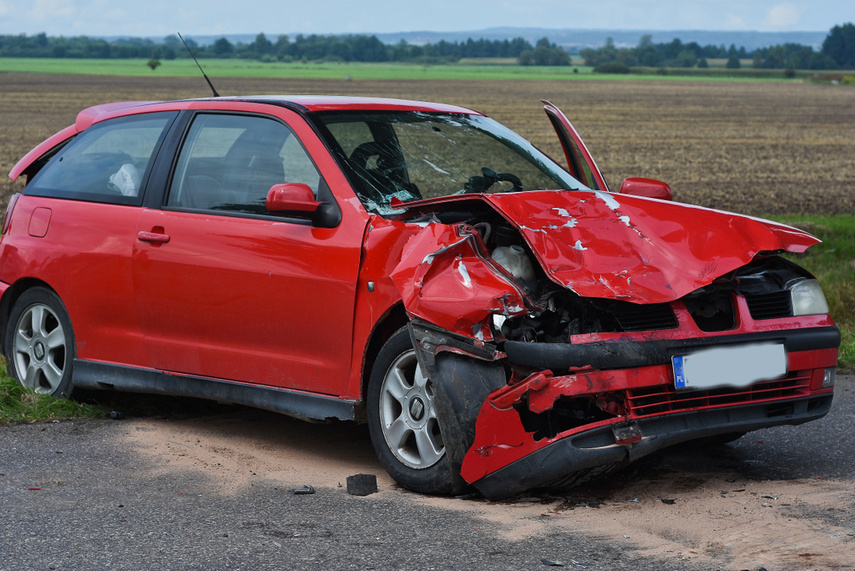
[[2, 96, 839, 499]]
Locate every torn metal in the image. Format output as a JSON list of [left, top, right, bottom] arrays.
[[392, 190, 837, 500]]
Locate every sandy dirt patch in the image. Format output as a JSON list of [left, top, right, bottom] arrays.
[[121, 404, 855, 571]]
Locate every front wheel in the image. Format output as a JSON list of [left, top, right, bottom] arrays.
[[366, 327, 463, 495], [4, 287, 76, 398]]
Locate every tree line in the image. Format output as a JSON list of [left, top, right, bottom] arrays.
[[2, 24, 852, 70], [0, 32, 569, 65], [582, 23, 854, 71]]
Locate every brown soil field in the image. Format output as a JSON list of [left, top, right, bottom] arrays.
[[1, 72, 853, 216]]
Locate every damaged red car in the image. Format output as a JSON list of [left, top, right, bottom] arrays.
[[2, 96, 839, 499]]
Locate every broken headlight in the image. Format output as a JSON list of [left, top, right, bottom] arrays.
[[789, 278, 830, 316]]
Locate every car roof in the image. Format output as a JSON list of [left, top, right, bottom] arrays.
[[232, 95, 480, 114], [79, 96, 480, 127]]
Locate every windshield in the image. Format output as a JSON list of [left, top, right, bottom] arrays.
[[310, 111, 587, 215]]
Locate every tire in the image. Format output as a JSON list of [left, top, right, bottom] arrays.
[[4, 287, 76, 398], [367, 327, 461, 495]]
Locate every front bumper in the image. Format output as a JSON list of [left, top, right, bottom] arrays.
[[413, 321, 839, 500], [471, 392, 833, 500]]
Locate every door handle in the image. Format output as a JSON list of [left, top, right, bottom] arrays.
[[137, 230, 170, 244]]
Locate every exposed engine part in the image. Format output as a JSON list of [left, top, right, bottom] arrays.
[[403, 203, 815, 345], [499, 254, 813, 343], [491, 245, 536, 282]]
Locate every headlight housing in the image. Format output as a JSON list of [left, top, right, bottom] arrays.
[[789, 278, 830, 316]]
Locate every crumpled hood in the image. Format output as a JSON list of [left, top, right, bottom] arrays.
[[481, 190, 819, 304]]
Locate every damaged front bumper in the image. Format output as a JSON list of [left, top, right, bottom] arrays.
[[471, 389, 833, 500], [410, 320, 839, 500]]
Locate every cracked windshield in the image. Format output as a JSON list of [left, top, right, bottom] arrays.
[[311, 111, 586, 214]]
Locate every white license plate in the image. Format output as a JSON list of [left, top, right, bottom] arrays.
[[672, 343, 787, 391]]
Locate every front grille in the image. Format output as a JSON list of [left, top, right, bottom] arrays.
[[745, 291, 793, 320], [613, 303, 678, 331], [683, 292, 735, 332], [626, 371, 812, 417]]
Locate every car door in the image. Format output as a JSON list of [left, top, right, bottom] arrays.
[[542, 100, 609, 191], [132, 109, 366, 396]]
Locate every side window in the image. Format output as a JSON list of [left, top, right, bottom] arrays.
[[26, 112, 176, 204], [167, 113, 322, 215]]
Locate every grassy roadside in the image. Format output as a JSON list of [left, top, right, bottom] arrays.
[[0, 362, 104, 424], [772, 214, 855, 372]]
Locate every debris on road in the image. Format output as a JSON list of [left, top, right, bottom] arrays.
[[346, 474, 378, 496]]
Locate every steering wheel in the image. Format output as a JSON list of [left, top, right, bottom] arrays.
[[349, 141, 422, 203], [463, 167, 523, 193]]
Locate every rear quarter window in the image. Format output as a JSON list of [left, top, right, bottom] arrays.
[[26, 112, 177, 205]]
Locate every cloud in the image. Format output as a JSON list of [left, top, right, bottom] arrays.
[[28, 0, 75, 23], [725, 13, 747, 29], [766, 2, 801, 29]]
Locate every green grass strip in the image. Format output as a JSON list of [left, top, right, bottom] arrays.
[[0, 57, 806, 83], [0, 363, 104, 424]]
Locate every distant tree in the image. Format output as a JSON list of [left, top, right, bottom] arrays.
[[822, 22, 855, 68], [274, 35, 290, 59], [726, 55, 741, 69], [212, 37, 234, 56], [519, 37, 570, 66], [351, 35, 388, 62], [581, 36, 618, 67], [252, 33, 273, 55], [163, 34, 184, 54], [146, 59, 161, 70], [636, 34, 660, 66], [675, 49, 698, 67], [698, 57, 709, 68]]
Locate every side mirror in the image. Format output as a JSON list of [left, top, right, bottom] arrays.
[[618, 177, 673, 201], [266, 183, 320, 213]]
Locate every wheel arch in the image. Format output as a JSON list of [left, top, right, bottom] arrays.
[[0, 278, 57, 350], [357, 302, 409, 420]]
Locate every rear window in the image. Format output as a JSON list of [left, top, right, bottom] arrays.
[[26, 112, 177, 205]]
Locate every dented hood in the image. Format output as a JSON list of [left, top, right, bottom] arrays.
[[479, 190, 818, 304]]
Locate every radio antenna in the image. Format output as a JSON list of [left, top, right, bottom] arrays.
[[178, 32, 220, 97]]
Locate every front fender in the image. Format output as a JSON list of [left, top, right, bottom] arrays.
[[390, 222, 528, 341]]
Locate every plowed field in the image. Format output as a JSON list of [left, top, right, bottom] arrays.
[[1, 72, 853, 215]]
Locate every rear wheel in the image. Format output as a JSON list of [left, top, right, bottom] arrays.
[[5, 287, 76, 398], [367, 327, 460, 494]]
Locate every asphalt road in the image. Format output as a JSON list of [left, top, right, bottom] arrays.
[[1, 375, 852, 571]]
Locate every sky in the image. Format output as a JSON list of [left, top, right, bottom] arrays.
[[0, 0, 850, 38]]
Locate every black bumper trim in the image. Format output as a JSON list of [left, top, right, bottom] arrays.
[[504, 326, 840, 372], [471, 393, 833, 500]]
